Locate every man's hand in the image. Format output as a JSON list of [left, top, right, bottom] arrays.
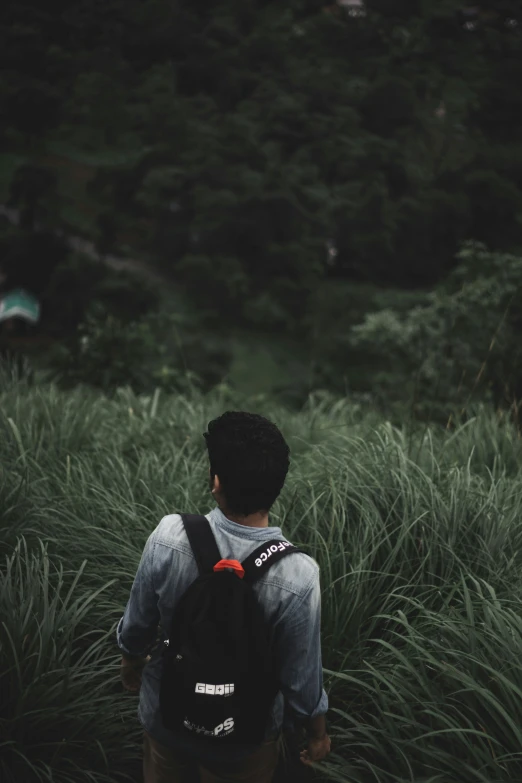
[[120, 653, 150, 692], [300, 733, 331, 766]]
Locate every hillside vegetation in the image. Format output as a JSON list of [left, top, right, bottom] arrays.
[[2, 367, 522, 782]]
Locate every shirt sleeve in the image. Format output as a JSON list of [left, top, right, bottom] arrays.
[[116, 530, 160, 657], [272, 571, 329, 731]]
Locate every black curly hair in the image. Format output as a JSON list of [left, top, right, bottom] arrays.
[[203, 411, 290, 516]]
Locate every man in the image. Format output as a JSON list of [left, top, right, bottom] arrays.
[[117, 411, 331, 782]]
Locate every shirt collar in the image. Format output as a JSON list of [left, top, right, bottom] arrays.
[[208, 505, 282, 539]]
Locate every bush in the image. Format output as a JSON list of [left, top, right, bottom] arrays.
[[348, 242, 522, 421], [45, 304, 233, 395], [0, 226, 69, 298], [41, 254, 160, 336], [305, 281, 429, 402]]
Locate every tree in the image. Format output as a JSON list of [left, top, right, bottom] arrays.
[[8, 165, 60, 230], [2, 0, 522, 341]]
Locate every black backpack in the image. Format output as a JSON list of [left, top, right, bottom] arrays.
[[159, 513, 305, 752]]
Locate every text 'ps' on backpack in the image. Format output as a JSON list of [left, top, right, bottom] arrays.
[[159, 513, 304, 749]]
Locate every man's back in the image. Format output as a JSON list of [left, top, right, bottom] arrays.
[[117, 505, 328, 765]]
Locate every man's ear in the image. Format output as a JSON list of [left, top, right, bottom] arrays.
[[209, 471, 220, 494]]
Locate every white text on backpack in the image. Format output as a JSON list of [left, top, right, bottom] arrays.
[[195, 683, 235, 696], [183, 717, 235, 737], [255, 541, 291, 567]]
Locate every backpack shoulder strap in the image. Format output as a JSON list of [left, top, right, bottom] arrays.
[[181, 513, 222, 576], [242, 539, 305, 585]]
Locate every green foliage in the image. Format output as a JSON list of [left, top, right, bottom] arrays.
[[0, 538, 141, 783], [3, 373, 522, 780], [47, 305, 170, 393], [8, 164, 62, 230], [0, 222, 69, 299], [2, 3, 522, 421], [3, 0, 522, 324], [41, 253, 160, 336], [305, 280, 430, 398], [45, 304, 233, 395], [348, 243, 522, 421], [0, 216, 161, 336]]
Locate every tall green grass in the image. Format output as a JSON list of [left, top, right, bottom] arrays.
[[2, 365, 522, 782], [0, 539, 141, 783]]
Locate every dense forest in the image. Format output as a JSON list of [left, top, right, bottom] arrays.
[[1, 1, 522, 414], [4, 8, 522, 782]]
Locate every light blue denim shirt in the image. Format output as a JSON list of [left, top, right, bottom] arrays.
[[116, 506, 328, 762]]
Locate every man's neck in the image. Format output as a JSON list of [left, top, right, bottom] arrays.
[[220, 506, 269, 528]]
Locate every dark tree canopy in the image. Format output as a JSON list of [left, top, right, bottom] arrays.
[[1, 0, 521, 330]]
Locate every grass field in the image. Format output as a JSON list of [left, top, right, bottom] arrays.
[[2, 364, 522, 783]]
